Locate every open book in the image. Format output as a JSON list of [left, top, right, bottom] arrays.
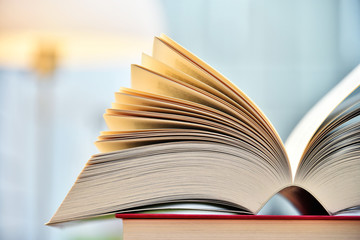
[[48, 34, 360, 225]]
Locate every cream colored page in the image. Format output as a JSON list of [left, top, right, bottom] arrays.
[[141, 53, 229, 102], [285, 64, 360, 179], [158, 34, 284, 144], [104, 114, 202, 131], [116, 87, 244, 125], [156, 35, 289, 173], [131, 64, 239, 118]]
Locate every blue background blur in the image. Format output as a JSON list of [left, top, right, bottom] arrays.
[[0, 0, 359, 239]]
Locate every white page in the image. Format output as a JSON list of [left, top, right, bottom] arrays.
[[285, 65, 360, 179]]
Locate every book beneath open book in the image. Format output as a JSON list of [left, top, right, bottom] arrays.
[[117, 214, 360, 240], [48, 34, 360, 225]]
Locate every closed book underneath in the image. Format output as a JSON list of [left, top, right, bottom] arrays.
[[117, 214, 360, 240]]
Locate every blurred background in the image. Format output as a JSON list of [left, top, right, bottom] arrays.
[[0, 0, 359, 239]]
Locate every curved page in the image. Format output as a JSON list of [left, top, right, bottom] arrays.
[[285, 65, 360, 178]]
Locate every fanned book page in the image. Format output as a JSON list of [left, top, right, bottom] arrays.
[[286, 66, 360, 177], [48, 35, 360, 225]]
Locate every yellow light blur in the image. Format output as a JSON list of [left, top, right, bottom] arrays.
[[0, 31, 154, 69]]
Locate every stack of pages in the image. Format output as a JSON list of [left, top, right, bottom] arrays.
[[48, 35, 360, 225]]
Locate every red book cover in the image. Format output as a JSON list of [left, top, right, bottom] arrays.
[[116, 213, 360, 220]]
